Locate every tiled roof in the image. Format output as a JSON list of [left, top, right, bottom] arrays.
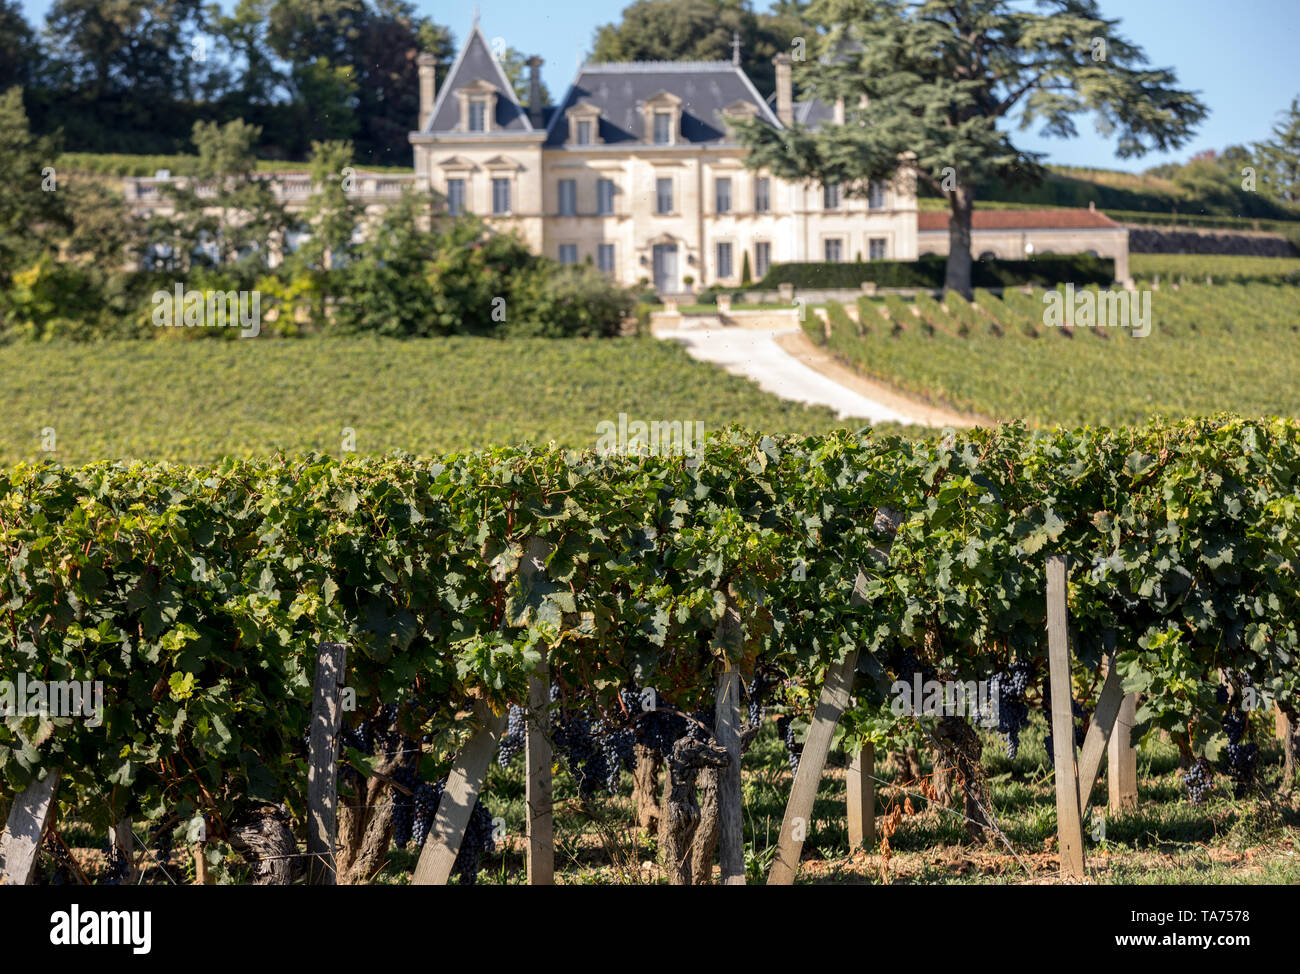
[[544, 60, 779, 147], [425, 24, 532, 134], [917, 208, 1122, 231]]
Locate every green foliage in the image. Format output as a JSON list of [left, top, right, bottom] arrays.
[[0, 336, 844, 463], [142, 120, 290, 283], [0, 87, 66, 289], [1130, 254, 1300, 284], [4, 417, 1299, 840], [737, 0, 1206, 293], [758, 254, 1115, 289], [1254, 95, 1300, 205], [819, 281, 1300, 427], [591, 0, 809, 96], [508, 263, 635, 338]]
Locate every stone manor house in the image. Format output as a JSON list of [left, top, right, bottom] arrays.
[[123, 22, 1130, 291]]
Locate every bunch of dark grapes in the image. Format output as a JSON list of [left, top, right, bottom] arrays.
[[776, 714, 801, 775], [391, 774, 494, 883], [497, 705, 527, 767], [411, 780, 442, 848], [43, 834, 76, 885], [390, 765, 420, 848], [1042, 681, 1088, 758], [1182, 756, 1214, 804], [454, 797, 496, 885], [1218, 685, 1258, 797], [746, 669, 775, 727], [636, 706, 690, 757], [102, 844, 130, 886], [991, 661, 1032, 758], [148, 823, 173, 869]]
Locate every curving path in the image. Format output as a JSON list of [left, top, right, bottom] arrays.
[[658, 324, 983, 427]]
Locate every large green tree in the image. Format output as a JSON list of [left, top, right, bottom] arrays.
[[1255, 96, 1300, 206], [264, 0, 453, 163], [0, 1, 39, 93], [737, 0, 1206, 295], [0, 87, 66, 289], [38, 0, 210, 152], [592, 0, 809, 96], [146, 120, 289, 279]]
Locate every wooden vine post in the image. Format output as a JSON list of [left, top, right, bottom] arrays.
[[520, 535, 556, 885], [847, 743, 876, 850], [1107, 692, 1140, 811], [767, 648, 860, 885], [0, 771, 61, 885], [1046, 555, 1086, 880], [412, 698, 506, 885], [525, 659, 554, 885], [715, 665, 745, 885], [768, 571, 869, 886], [307, 640, 348, 884]]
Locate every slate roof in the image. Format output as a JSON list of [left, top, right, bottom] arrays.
[[424, 23, 533, 134], [544, 61, 780, 147], [917, 209, 1122, 231]]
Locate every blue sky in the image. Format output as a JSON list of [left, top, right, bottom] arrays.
[[19, 0, 1300, 171]]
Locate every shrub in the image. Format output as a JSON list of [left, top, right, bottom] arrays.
[[508, 262, 636, 338], [758, 253, 1115, 289]]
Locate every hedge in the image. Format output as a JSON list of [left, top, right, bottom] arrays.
[[3, 417, 1299, 845], [757, 253, 1115, 290]]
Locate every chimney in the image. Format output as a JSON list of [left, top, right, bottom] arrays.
[[773, 53, 793, 125], [527, 56, 545, 128], [417, 53, 438, 129]]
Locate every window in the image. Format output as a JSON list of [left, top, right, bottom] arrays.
[[597, 178, 615, 215], [868, 180, 886, 209], [468, 100, 487, 132], [823, 183, 841, 210], [824, 238, 843, 262], [446, 178, 465, 216], [492, 177, 511, 215], [653, 112, 672, 145], [754, 177, 770, 213], [868, 237, 887, 260], [754, 241, 771, 278], [558, 179, 577, 216], [716, 242, 733, 279], [656, 177, 673, 215], [576, 120, 593, 145], [715, 177, 732, 214], [559, 244, 578, 265], [598, 243, 615, 273]]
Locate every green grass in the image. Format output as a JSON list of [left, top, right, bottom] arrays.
[[0, 336, 847, 465], [817, 281, 1300, 427], [1130, 253, 1300, 284], [373, 714, 1300, 885]]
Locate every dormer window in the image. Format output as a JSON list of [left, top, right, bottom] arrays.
[[456, 79, 499, 133], [653, 113, 672, 144], [565, 101, 603, 146], [641, 91, 682, 146]]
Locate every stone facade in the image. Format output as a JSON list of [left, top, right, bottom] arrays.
[[410, 25, 917, 294]]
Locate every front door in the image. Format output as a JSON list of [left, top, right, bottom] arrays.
[[652, 243, 678, 293]]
